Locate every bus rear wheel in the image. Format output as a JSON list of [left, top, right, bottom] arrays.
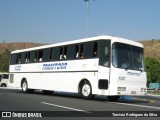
[[80, 81, 94, 99], [21, 80, 33, 93]]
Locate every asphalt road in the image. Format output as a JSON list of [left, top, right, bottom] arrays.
[[0, 87, 160, 120]]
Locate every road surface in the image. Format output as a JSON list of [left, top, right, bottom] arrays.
[[0, 87, 160, 119]]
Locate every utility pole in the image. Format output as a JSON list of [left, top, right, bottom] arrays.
[[84, 0, 90, 36]]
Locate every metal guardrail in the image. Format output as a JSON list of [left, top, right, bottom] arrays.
[[147, 88, 160, 95]]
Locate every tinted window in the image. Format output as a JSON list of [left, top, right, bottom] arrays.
[[43, 48, 50, 62], [10, 54, 17, 65], [16, 53, 21, 64], [30, 51, 36, 63], [21, 52, 26, 64], [67, 45, 77, 59], [83, 42, 94, 58], [38, 50, 43, 62], [26, 52, 30, 63], [63, 46, 67, 60], [51, 47, 60, 61], [79, 44, 84, 59], [99, 41, 111, 67], [93, 42, 98, 57]]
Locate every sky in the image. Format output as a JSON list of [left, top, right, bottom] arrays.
[[0, 0, 160, 43]]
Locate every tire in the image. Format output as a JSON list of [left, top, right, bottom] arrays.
[[80, 81, 94, 99], [1, 84, 7, 87], [107, 96, 120, 101], [21, 80, 33, 93]]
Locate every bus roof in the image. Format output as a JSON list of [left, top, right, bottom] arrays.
[[11, 35, 143, 54]]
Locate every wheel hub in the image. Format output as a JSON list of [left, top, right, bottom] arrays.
[[82, 84, 91, 96]]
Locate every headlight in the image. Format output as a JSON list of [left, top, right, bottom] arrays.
[[118, 87, 126, 91]]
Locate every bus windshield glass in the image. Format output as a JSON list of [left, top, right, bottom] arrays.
[[112, 42, 145, 71]]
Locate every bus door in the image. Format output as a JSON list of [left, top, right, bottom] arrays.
[[98, 41, 111, 95]]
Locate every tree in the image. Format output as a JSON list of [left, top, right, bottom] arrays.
[[0, 49, 10, 72], [145, 57, 160, 86]]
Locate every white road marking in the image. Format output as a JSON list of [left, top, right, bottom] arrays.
[[41, 102, 90, 113], [110, 102, 160, 110]]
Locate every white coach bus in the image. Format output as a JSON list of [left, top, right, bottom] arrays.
[[9, 36, 147, 101]]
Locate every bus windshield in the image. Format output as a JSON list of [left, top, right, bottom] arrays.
[[112, 42, 145, 71]]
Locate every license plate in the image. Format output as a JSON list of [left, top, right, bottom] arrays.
[[131, 91, 136, 95]]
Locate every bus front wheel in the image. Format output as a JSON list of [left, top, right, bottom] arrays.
[[80, 81, 94, 99]]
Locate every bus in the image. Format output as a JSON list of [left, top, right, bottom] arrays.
[[9, 36, 147, 101]]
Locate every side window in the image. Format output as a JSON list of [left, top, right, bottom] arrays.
[[63, 46, 67, 60], [21, 52, 26, 64], [38, 50, 43, 62], [30, 51, 36, 63], [79, 44, 84, 59], [59, 46, 67, 60], [83, 42, 94, 58], [10, 54, 17, 65], [51, 47, 60, 61], [43, 48, 50, 62], [26, 52, 30, 63], [99, 41, 111, 67], [67, 45, 77, 59], [93, 42, 98, 57], [59, 47, 63, 60], [16, 53, 21, 64]]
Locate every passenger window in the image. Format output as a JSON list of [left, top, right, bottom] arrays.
[[80, 44, 84, 59], [10, 54, 17, 65], [51, 47, 60, 61], [16, 53, 21, 64], [30, 51, 36, 63], [59, 46, 67, 60], [21, 52, 26, 64], [67, 45, 77, 59], [26, 52, 30, 63], [83, 42, 94, 58], [93, 42, 98, 57], [59, 47, 63, 60], [38, 50, 43, 62], [63, 46, 67, 60], [43, 48, 50, 62]]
